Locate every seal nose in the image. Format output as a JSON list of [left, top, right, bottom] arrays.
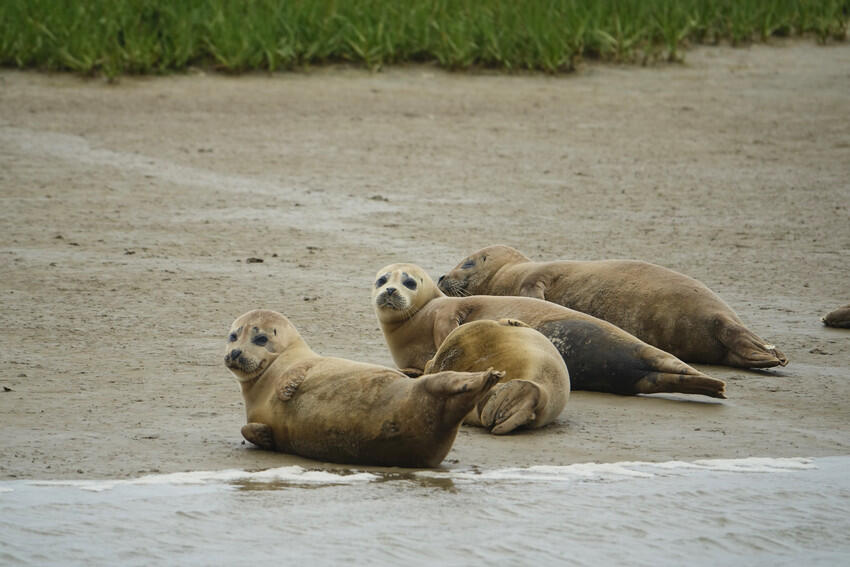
[[385, 287, 397, 296], [230, 348, 242, 361]]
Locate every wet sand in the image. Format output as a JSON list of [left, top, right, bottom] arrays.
[[1, 42, 848, 479]]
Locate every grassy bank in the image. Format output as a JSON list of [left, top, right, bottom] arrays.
[[1, 0, 848, 76]]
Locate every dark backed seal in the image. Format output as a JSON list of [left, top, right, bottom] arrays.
[[372, 264, 726, 398], [438, 245, 788, 369], [224, 309, 502, 468], [823, 304, 850, 328], [423, 319, 570, 434]]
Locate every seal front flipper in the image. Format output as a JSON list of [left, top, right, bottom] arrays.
[[715, 316, 788, 368], [519, 279, 546, 300], [276, 361, 314, 402], [433, 314, 461, 349], [241, 422, 275, 449], [497, 318, 531, 328], [478, 380, 546, 434]]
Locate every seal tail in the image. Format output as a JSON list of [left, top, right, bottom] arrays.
[[716, 316, 788, 368], [633, 372, 727, 399]]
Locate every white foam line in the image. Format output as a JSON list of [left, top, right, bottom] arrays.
[[30, 466, 379, 492], [418, 457, 816, 483], [17, 457, 818, 492]]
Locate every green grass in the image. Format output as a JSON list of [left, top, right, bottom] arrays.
[[1, 0, 848, 77]]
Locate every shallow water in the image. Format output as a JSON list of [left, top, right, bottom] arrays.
[[2, 457, 848, 566]]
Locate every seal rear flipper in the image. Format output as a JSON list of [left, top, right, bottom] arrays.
[[422, 368, 504, 428], [241, 422, 275, 449], [633, 372, 727, 399], [422, 368, 504, 396], [716, 317, 788, 368], [478, 380, 544, 435]]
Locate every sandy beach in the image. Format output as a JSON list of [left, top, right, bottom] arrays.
[[1, 42, 848, 479]]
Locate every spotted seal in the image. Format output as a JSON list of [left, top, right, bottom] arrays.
[[225, 309, 502, 467]]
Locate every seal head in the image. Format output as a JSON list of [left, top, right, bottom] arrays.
[[224, 309, 297, 383], [372, 263, 442, 325], [438, 245, 529, 296]]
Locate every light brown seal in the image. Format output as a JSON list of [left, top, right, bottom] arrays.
[[224, 309, 502, 467], [438, 245, 788, 369], [372, 264, 726, 398], [823, 304, 850, 328], [423, 319, 570, 434]]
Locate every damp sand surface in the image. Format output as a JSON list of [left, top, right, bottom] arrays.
[[1, 43, 849, 481]]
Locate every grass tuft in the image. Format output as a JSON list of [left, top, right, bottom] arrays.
[[1, 0, 848, 77]]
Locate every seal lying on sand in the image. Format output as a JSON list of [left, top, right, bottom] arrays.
[[372, 264, 726, 399], [423, 319, 570, 434], [224, 309, 502, 467], [438, 245, 788, 369], [823, 304, 850, 328]]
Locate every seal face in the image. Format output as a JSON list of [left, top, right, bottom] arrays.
[[372, 263, 436, 324], [224, 309, 502, 468], [438, 246, 528, 298], [439, 245, 788, 369], [373, 262, 727, 399], [225, 310, 292, 383]]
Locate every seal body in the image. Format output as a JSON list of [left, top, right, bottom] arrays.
[[823, 304, 850, 328], [438, 245, 788, 369], [373, 264, 726, 398], [423, 319, 570, 434], [224, 309, 502, 467]]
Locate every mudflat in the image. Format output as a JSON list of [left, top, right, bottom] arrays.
[[1, 42, 848, 479]]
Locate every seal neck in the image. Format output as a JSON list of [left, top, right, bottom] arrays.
[[239, 340, 318, 398]]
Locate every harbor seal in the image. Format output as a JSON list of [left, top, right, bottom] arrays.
[[423, 319, 570, 434], [823, 304, 850, 328], [438, 245, 788, 369], [373, 264, 726, 398], [224, 309, 502, 467]]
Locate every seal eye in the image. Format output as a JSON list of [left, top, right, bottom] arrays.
[[253, 335, 268, 346], [228, 332, 238, 342], [403, 278, 417, 290], [461, 259, 475, 269], [375, 276, 388, 288]]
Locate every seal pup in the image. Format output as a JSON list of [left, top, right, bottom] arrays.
[[423, 319, 570, 434], [823, 304, 850, 328], [224, 309, 503, 468], [438, 245, 788, 369], [372, 264, 726, 398]]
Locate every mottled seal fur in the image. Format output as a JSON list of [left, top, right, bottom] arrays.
[[438, 245, 788, 369], [423, 319, 570, 434], [224, 309, 502, 467], [372, 264, 726, 399]]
